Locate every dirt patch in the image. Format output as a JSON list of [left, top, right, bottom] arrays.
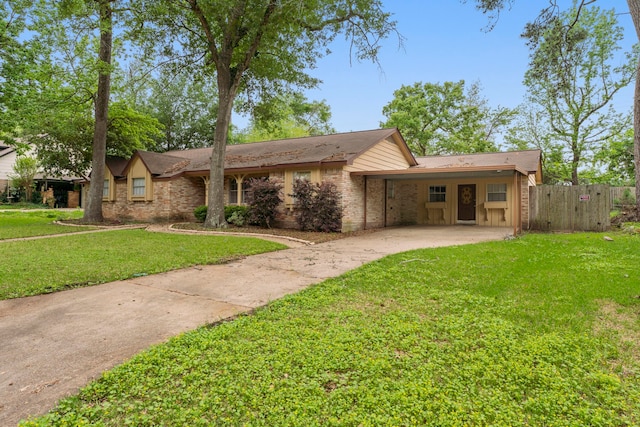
[[611, 206, 640, 226], [594, 299, 640, 376]]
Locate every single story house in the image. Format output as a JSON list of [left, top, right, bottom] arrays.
[[91, 128, 541, 233]]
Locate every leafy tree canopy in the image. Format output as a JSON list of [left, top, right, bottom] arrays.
[[381, 80, 513, 156], [237, 92, 336, 143], [32, 100, 162, 179], [507, 5, 636, 184]]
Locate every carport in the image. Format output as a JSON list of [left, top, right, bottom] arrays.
[[352, 150, 543, 236]]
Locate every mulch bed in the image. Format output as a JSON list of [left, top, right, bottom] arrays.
[[172, 223, 379, 244]]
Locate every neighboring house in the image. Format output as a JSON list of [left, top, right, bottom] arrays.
[[0, 143, 19, 192], [92, 128, 542, 233], [0, 143, 78, 205]]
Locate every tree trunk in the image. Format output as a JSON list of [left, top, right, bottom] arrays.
[[627, 0, 640, 210], [203, 72, 235, 228], [82, 0, 112, 223]]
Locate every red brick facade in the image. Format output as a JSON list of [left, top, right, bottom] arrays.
[[102, 176, 205, 222]]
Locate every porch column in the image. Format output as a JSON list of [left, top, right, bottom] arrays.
[[201, 176, 210, 206]]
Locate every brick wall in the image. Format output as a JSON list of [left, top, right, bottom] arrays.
[[365, 178, 385, 229], [103, 176, 205, 222]]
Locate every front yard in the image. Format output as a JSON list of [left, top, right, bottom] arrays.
[[0, 209, 94, 239], [0, 228, 286, 300], [20, 232, 640, 426]]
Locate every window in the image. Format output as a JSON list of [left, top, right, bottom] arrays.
[[229, 179, 251, 205], [429, 185, 446, 202], [293, 171, 311, 183], [229, 179, 238, 204], [132, 177, 146, 197], [103, 179, 109, 199], [487, 183, 507, 202]]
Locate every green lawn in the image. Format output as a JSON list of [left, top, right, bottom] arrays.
[[21, 232, 640, 426], [0, 210, 93, 239], [0, 229, 285, 300]]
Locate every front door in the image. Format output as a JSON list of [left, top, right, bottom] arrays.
[[457, 184, 476, 221]]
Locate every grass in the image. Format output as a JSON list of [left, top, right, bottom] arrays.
[[0, 229, 285, 300], [0, 210, 92, 239], [21, 232, 640, 426]]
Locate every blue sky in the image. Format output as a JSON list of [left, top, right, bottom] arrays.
[[290, 0, 637, 134]]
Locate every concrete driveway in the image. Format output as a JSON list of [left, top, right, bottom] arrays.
[[0, 225, 510, 425]]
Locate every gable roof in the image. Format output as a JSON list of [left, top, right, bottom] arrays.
[[105, 156, 129, 177], [166, 128, 416, 174]]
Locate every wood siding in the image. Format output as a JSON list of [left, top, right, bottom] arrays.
[[127, 157, 153, 201], [346, 139, 410, 172]]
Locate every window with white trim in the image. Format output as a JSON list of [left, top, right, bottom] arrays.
[[487, 183, 507, 202], [429, 185, 446, 202], [132, 177, 146, 197]]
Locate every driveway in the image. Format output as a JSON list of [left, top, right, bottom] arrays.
[[0, 225, 510, 425]]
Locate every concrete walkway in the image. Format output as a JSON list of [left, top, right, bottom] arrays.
[[0, 226, 511, 425]]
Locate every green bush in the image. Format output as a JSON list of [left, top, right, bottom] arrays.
[[224, 205, 249, 221], [193, 205, 207, 222], [227, 211, 246, 226], [620, 188, 636, 206]]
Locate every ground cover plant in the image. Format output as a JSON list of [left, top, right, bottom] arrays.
[[22, 232, 640, 426], [0, 229, 285, 300], [0, 210, 92, 240]]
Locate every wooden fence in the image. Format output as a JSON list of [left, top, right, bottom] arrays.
[[529, 185, 610, 232], [610, 187, 635, 207]]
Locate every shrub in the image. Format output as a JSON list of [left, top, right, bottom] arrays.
[[193, 205, 207, 222], [620, 188, 636, 207], [291, 179, 342, 232], [227, 211, 246, 226], [224, 205, 249, 221], [245, 177, 282, 228]]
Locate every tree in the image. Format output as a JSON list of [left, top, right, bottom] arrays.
[[131, 68, 218, 152], [238, 92, 336, 143], [32, 101, 162, 178], [520, 6, 635, 185], [0, 1, 39, 139], [381, 80, 512, 156], [471, 0, 640, 206], [627, 0, 640, 207], [28, 0, 156, 221], [147, 0, 399, 228], [9, 155, 38, 202]]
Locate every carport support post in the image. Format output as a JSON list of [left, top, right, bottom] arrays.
[[363, 175, 367, 230], [513, 172, 518, 236]]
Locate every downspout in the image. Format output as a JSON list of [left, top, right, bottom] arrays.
[[363, 176, 367, 230]]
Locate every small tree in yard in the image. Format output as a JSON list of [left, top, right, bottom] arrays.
[[245, 178, 282, 228], [9, 156, 39, 202], [292, 180, 342, 232]]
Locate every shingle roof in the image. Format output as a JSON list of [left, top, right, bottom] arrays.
[[105, 156, 129, 177], [414, 150, 541, 175], [136, 151, 191, 177], [167, 128, 410, 173]]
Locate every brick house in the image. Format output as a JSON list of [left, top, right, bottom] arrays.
[[92, 128, 541, 233]]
